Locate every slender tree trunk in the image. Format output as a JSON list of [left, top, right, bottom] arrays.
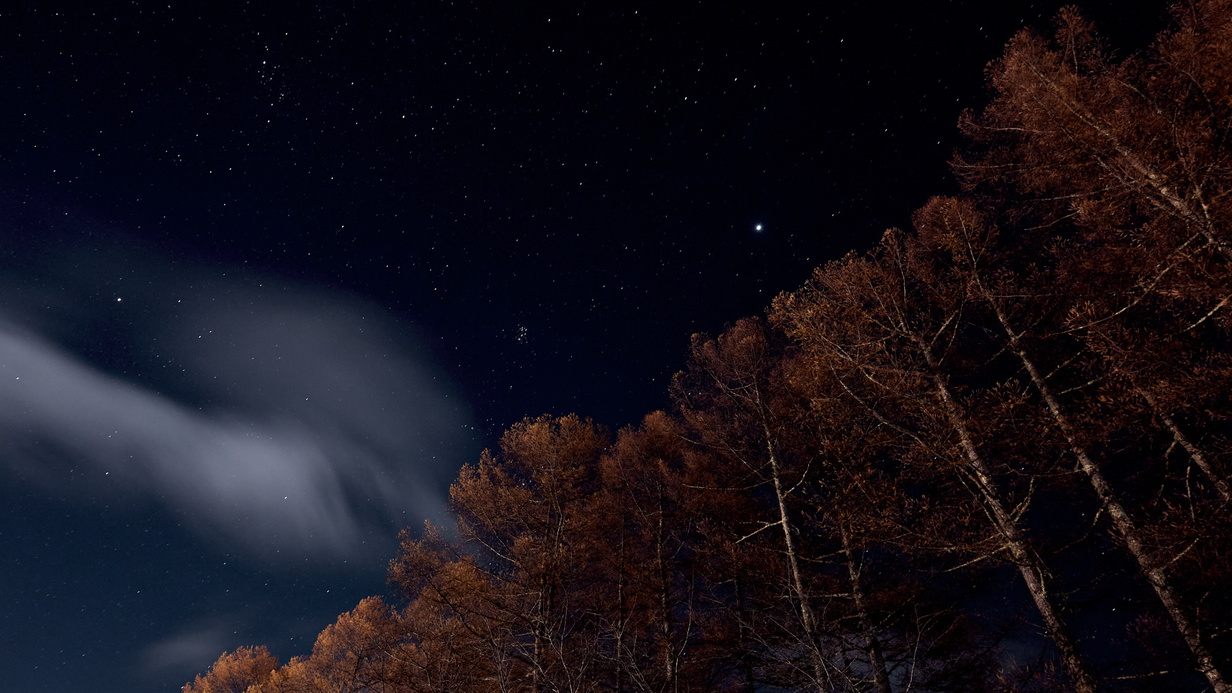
[[985, 296, 1231, 693], [840, 523, 893, 693], [1133, 385, 1231, 502], [615, 532, 627, 693], [917, 342, 1101, 693], [762, 422, 826, 689], [531, 577, 553, 693], [730, 564, 758, 693], [656, 486, 678, 692], [532, 628, 546, 693]]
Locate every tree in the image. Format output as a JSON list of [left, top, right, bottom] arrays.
[[183, 5, 1232, 691], [593, 411, 708, 692], [674, 317, 991, 691], [390, 524, 517, 692], [773, 232, 1099, 693], [957, 2, 1232, 269], [445, 414, 610, 692], [912, 194, 1231, 692], [182, 646, 278, 693], [673, 318, 836, 689], [957, 1, 1232, 506], [952, 6, 1232, 686], [775, 335, 995, 693]]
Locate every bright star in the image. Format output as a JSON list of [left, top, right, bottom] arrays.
[[754, 223, 764, 232]]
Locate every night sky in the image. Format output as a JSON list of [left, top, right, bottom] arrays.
[[0, 2, 1170, 691]]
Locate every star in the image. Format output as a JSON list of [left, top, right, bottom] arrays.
[[754, 223, 764, 232]]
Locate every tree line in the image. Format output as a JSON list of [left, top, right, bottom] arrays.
[[184, 2, 1232, 691]]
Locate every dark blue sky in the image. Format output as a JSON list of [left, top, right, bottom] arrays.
[[0, 2, 1168, 691]]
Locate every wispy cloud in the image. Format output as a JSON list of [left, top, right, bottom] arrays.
[[139, 620, 237, 681], [0, 255, 472, 560]]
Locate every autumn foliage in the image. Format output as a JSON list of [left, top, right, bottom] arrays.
[[185, 2, 1232, 691]]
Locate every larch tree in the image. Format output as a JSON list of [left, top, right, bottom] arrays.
[[774, 335, 998, 693], [593, 411, 706, 693], [773, 232, 1100, 693], [912, 194, 1230, 692], [672, 318, 834, 690], [445, 414, 611, 693], [956, 1, 1232, 267], [949, 5, 1232, 685], [390, 523, 519, 692], [181, 645, 279, 693], [956, 0, 1232, 505]]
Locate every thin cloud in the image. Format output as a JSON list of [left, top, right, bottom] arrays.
[[139, 621, 235, 681], [0, 268, 472, 560]]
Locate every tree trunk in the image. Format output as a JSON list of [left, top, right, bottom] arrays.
[[985, 295, 1231, 693], [730, 565, 758, 693], [656, 485, 678, 693], [1134, 384, 1231, 503], [615, 532, 627, 693], [840, 523, 893, 693], [762, 423, 826, 689], [917, 342, 1101, 693]]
